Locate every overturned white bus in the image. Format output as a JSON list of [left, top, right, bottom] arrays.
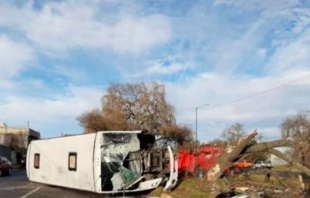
[[26, 130, 178, 194]]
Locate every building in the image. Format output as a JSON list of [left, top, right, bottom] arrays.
[[0, 123, 40, 164], [0, 145, 11, 161], [270, 154, 288, 166]]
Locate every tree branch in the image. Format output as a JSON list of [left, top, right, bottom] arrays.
[[268, 148, 310, 177], [245, 139, 295, 153]]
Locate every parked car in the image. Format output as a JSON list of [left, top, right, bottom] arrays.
[[235, 160, 253, 168], [0, 156, 12, 176], [253, 161, 272, 169]]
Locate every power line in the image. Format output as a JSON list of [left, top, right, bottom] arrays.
[[213, 73, 310, 107], [175, 73, 310, 109]]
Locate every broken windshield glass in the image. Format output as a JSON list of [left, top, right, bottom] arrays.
[[101, 133, 141, 191]]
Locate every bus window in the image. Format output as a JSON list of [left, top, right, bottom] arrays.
[[68, 152, 77, 171]]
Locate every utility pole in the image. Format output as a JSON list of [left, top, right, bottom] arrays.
[[195, 103, 209, 150]]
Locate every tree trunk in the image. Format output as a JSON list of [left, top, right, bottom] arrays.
[[206, 130, 258, 182], [244, 139, 294, 153]]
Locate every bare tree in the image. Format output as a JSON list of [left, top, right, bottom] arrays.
[[11, 132, 27, 151], [280, 112, 310, 167], [77, 82, 193, 145], [77, 108, 138, 132], [281, 112, 310, 139], [102, 82, 175, 134], [221, 123, 245, 146], [256, 132, 265, 143], [207, 138, 227, 148], [160, 124, 193, 146]]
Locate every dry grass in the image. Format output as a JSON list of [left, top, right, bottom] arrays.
[[149, 178, 212, 198], [273, 165, 301, 172], [148, 171, 308, 198]]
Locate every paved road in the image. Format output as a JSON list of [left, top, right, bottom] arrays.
[[0, 170, 152, 198], [2, 169, 307, 197], [0, 170, 102, 198]]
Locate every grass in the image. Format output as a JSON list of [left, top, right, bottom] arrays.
[[233, 172, 302, 190], [149, 178, 212, 198], [272, 165, 301, 172], [148, 171, 305, 197]]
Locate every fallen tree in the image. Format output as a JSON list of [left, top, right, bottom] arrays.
[[203, 130, 310, 198], [206, 130, 258, 182], [206, 130, 310, 182], [244, 139, 294, 153]]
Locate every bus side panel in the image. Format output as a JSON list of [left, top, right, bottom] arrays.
[[27, 134, 97, 192]]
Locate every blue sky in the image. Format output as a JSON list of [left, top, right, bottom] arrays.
[[1, 0, 310, 142]]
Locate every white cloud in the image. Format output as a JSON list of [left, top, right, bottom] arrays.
[[0, 2, 33, 30], [0, 80, 16, 90], [291, 8, 310, 33], [206, 3, 308, 68], [213, 0, 299, 13], [111, 15, 170, 53], [267, 32, 310, 74], [167, 68, 310, 142], [161, 1, 310, 143], [256, 48, 266, 58], [13, 78, 46, 90], [54, 65, 89, 81], [146, 63, 188, 75], [0, 85, 104, 137], [1, 0, 310, 142], [133, 60, 194, 77], [0, 1, 171, 55], [0, 35, 34, 79]]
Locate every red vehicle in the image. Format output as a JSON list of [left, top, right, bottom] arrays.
[[177, 144, 224, 177], [177, 145, 248, 178], [0, 156, 12, 176]]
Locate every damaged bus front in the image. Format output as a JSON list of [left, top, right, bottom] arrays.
[[97, 130, 178, 193]]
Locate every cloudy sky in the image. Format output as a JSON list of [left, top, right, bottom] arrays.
[[1, 0, 310, 142]]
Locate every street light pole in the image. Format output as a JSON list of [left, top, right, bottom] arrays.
[[195, 107, 198, 150], [195, 104, 209, 150]]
